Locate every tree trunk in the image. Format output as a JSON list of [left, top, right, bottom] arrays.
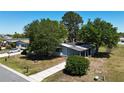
[[95, 45, 99, 54]]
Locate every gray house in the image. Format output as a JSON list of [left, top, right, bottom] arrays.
[[57, 43, 96, 57]]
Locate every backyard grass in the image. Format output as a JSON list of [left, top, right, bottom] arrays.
[[42, 45, 124, 82], [104, 44, 124, 81], [0, 55, 65, 76]]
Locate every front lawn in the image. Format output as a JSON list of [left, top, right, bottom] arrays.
[[42, 57, 106, 82], [42, 45, 124, 82], [0, 55, 65, 76]]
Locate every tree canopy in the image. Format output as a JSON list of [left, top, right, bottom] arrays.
[[12, 32, 26, 38], [0, 37, 4, 43], [62, 11, 83, 42], [80, 18, 119, 53], [24, 19, 67, 56], [118, 32, 124, 37], [24, 12, 119, 56]]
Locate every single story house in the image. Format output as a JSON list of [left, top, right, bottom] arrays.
[[56, 43, 96, 57], [6, 38, 29, 49]]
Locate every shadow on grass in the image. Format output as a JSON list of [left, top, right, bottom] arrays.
[[19, 54, 61, 61], [62, 69, 86, 77], [93, 52, 111, 58]]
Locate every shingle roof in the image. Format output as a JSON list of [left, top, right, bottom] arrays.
[[61, 43, 88, 51]]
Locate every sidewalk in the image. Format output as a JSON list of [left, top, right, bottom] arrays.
[[29, 62, 66, 81], [0, 51, 22, 58]]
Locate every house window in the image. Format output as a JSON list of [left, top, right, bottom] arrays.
[[56, 47, 62, 52], [121, 41, 124, 43]]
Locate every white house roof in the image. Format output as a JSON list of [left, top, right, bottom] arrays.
[[6, 38, 29, 43], [61, 43, 88, 51], [120, 38, 124, 41]]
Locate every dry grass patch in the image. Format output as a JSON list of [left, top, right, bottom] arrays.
[[104, 45, 124, 81], [43, 45, 124, 82], [0, 55, 65, 76], [42, 57, 106, 82]]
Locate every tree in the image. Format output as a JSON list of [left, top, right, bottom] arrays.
[[12, 32, 26, 38], [24, 19, 67, 56], [118, 32, 124, 37], [24, 20, 40, 42], [102, 25, 119, 52], [80, 18, 119, 53], [0, 37, 4, 43], [62, 11, 83, 42]]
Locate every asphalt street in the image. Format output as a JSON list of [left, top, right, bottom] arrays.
[[0, 65, 29, 82]]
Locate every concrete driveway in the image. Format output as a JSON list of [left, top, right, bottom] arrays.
[[0, 65, 29, 82]]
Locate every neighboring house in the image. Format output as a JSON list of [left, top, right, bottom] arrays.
[[0, 34, 12, 40], [56, 43, 96, 57], [16, 39, 29, 49], [6, 38, 29, 49], [118, 37, 124, 44]]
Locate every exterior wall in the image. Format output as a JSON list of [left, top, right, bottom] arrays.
[[67, 48, 80, 56], [61, 46, 80, 56], [61, 46, 68, 56], [16, 41, 28, 49]]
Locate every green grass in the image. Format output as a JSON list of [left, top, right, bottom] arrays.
[[104, 45, 124, 81], [0, 55, 65, 76], [99, 46, 106, 52]]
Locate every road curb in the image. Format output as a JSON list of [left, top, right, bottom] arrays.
[[0, 63, 38, 82]]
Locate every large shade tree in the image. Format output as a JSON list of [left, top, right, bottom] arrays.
[[80, 18, 119, 53], [62, 11, 83, 42], [24, 19, 67, 56]]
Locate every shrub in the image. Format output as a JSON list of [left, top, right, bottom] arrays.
[[6, 45, 12, 49], [64, 55, 90, 76], [21, 49, 27, 55], [10, 42, 16, 48]]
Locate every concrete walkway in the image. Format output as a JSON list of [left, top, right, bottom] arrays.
[[29, 62, 66, 81]]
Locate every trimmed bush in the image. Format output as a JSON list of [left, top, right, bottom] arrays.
[[6, 45, 12, 49], [21, 49, 27, 55], [64, 55, 90, 76], [10, 42, 16, 48]]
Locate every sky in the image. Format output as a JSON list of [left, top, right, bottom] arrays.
[[0, 11, 124, 34]]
